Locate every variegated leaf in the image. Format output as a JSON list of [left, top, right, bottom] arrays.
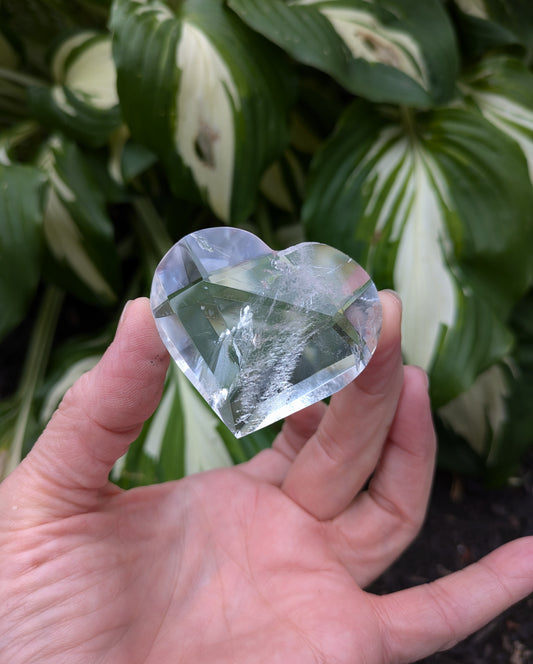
[[463, 55, 533, 184], [27, 31, 121, 147], [438, 296, 533, 481], [438, 362, 511, 459], [229, 0, 459, 106], [452, 0, 533, 55], [110, 0, 292, 223], [304, 102, 533, 405], [38, 135, 120, 304]]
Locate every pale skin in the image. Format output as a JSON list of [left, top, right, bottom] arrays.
[[0, 293, 532, 664]]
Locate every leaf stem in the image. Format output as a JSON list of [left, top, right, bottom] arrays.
[[525, 46, 533, 69], [132, 197, 173, 271], [5, 286, 64, 476], [400, 106, 417, 142], [0, 121, 41, 157], [256, 200, 276, 249], [0, 67, 48, 88]]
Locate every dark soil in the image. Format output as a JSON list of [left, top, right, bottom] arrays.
[[370, 451, 533, 663]]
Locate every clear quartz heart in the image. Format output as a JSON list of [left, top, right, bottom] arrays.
[[151, 227, 382, 437]]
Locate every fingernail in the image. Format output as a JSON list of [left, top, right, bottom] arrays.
[[382, 288, 402, 305], [117, 300, 133, 332], [416, 366, 430, 390]]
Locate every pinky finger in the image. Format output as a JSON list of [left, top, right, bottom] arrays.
[[373, 537, 533, 663]]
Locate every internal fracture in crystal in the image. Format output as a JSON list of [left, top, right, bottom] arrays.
[[151, 227, 382, 437]]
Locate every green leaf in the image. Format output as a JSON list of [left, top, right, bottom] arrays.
[[229, 0, 459, 106], [0, 25, 20, 69], [463, 55, 533, 186], [0, 27, 31, 128], [111, 0, 292, 222], [452, 0, 533, 55], [27, 31, 121, 147], [304, 103, 533, 404], [0, 1, 111, 73], [429, 293, 513, 406], [217, 422, 276, 465], [438, 362, 511, 459], [0, 396, 39, 480], [485, 288, 533, 482], [0, 287, 63, 479], [0, 121, 40, 163], [108, 125, 158, 185], [260, 149, 306, 213], [0, 161, 47, 340], [438, 288, 533, 482], [38, 327, 112, 426], [38, 134, 120, 304]]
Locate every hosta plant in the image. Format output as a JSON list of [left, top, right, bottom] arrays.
[[1, 0, 533, 485]]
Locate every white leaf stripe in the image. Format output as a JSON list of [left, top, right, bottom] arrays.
[[63, 37, 118, 110], [462, 56, 533, 187], [52, 32, 119, 110], [52, 32, 97, 82], [116, 367, 233, 481], [354, 125, 457, 369], [177, 371, 233, 475], [175, 22, 240, 221], [313, 5, 429, 90], [143, 377, 177, 462], [454, 0, 488, 19], [393, 148, 457, 371], [40, 356, 101, 424], [43, 186, 115, 302], [38, 138, 118, 302], [128, 0, 174, 23], [474, 92, 533, 181]]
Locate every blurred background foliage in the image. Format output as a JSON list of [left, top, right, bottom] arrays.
[[1, 0, 532, 485]]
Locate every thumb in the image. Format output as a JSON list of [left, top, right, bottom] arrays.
[[9, 298, 169, 515]]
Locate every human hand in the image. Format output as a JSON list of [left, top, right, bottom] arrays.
[[0, 294, 531, 664]]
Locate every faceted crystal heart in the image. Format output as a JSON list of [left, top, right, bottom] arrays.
[[151, 228, 382, 437]]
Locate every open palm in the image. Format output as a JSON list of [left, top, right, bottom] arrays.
[[1, 296, 531, 664]]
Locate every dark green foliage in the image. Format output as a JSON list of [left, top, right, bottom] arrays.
[[1, 0, 532, 482]]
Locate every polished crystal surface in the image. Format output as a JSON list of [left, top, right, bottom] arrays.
[[151, 227, 382, 437]]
